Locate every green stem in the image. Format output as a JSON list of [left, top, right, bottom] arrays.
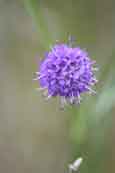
[[24, 0, 53, 49]]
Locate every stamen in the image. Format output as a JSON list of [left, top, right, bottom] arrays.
[[35, 72, 41, 75], [35, 87, 47, 91], [86, 86, 96, 94], [92, 67, 99, 71], [68, 35, 76, 47], [90, 79, 98, 85], [45, 95, 52, 100], [90, 60, 96, 65], [43, 90, 48, 97], [77, 92, 81, 104], [39, 75, 46, 79], [60, 96, 67, 109], [70, 93, 75, 104], [33, 77, 39, 81]]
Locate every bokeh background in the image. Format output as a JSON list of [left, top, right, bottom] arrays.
[[0, 0, 115, 173]]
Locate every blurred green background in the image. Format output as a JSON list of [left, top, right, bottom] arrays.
[[0, 0, 115, 173]]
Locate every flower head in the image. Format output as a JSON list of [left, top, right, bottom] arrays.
[[34, 41, 98, 107]]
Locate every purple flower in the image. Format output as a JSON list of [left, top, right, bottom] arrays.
[[34, 42, 98, 107]]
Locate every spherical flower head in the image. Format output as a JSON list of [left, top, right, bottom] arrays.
[[34, 42, 98, 107]]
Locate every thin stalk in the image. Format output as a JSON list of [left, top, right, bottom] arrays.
[[24, 0, 53, 49]]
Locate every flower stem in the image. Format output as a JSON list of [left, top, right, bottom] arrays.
[[24, 0, 53, 49]]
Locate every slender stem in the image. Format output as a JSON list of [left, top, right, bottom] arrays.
[[24, 0, 53, 49]]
